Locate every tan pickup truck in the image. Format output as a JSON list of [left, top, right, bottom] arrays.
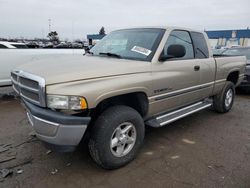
[[11, 27, 246, 169]]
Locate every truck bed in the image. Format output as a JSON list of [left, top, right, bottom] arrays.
[[213, 55, 246, 86]]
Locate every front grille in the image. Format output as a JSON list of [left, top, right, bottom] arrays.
[[20, 77, 39, 89], [11, 71, 46, 107]]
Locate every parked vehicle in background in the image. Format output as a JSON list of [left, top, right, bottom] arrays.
[[222, 47, 250, 91], [0, 49, 85, 86], [43, 42, 54, 48], [26, 41, 40, 48], [54, 42, 83, 49], [11, 27, 246, 169], [55, 42, 70, 48], [212, 48, 224, 55], [213, 45, 229, 55], [0, 41, 28, 49], [71, 42, 83, 49]]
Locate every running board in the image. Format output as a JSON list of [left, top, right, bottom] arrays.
[[146, 101, 212, 128]]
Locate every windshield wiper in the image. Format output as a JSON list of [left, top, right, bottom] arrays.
[[99, 52, 121, 58]]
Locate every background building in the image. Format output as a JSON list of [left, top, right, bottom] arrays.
[[205, 28, 250, 48], [87, 34, 106, 45]]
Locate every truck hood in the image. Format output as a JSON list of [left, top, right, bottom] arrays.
[[17, 55, 151, 85]]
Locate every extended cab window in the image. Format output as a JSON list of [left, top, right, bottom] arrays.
[[190, 32, 209, 58], [163, 30, 194, 59]]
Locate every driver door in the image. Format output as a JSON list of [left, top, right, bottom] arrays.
[[150, 30, 201, 115]]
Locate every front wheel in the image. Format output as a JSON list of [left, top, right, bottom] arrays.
[[88, 105, 145, 169], [213, 81, 235, 113]]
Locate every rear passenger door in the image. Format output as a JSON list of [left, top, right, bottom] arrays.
[[150, 30, 201, 115]]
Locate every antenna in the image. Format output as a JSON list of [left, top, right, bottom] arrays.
[[72, 21, 75, 54], [72, 21, 74, 42]]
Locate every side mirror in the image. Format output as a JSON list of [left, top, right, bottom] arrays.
[[159, 44, 186, 61]]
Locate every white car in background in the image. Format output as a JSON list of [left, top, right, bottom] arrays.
[[0, 47, 85, 86], [0, 41, 28, 49]]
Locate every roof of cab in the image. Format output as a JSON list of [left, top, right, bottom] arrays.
[[113, 26, 204, 33]]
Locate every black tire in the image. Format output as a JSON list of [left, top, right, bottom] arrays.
[[88, 105, 145, 169], [213, 81, 235, 113]]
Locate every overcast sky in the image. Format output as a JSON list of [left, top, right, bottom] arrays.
[[0, 0, 249, 40]]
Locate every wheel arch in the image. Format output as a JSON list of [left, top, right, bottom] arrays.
[[90, 91, 149, 118], [226, 70, 240, 85]]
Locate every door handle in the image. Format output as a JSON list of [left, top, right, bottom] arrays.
[[194, 65, 200, 71]]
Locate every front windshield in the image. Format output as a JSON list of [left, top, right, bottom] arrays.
[[222, 48, 250, 60], [90, 28, 165, 61]]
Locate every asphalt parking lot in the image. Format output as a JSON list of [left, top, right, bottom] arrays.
[[0, 87, 250, 188]]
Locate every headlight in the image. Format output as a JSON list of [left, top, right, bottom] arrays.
[[47, 95, 87, 110]]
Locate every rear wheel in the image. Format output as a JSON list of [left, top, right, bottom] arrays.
[[88, 105, 144, 169], [213, 81, 235, 113]]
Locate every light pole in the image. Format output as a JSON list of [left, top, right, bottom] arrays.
[[48, 19, 51, 32]]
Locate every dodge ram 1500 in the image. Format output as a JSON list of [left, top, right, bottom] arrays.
[[11, 27, 246, 169]]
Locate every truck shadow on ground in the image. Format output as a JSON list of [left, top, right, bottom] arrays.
[[61, 107, 223, 170]]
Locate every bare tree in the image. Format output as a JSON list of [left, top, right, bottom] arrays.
[[47, 31, 60, 44]]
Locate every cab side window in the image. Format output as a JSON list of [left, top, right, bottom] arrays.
[[190, 32, 209, 58], [163, 30, 194, 60]]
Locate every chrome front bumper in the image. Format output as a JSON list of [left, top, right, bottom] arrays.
[[23, 100, 91, 151]]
